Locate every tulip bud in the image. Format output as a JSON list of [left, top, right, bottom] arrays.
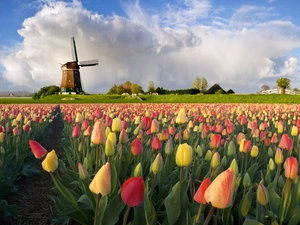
[[221, 156, 227, 167], [176, 143, 193, 167], [121, 177, 144, 207], [134, 125, 140, 136], [151, 153, 163, 175], [195, 145, 203, 157], [257, 182, 269, 206], [285, 157, 298, 179], [278, 175, 285, 189], [211, 152, 220, 169], [275, 148, 284, 165], [227, 140, 236, 156], [134, 163, 143, 177], [141, 116, 151, 131], [268, 158, 275, 171], [72, 124, 80, 138], [279, 134, 289, 149], [0, 147, 5, 155], [13, 127, 19, 136], [250, 145, 259, 158], [183, 129, 190, 140], [164, 138, 173, 155], [112, 117, 122, 132], [243, 172, 251, 188], [229, 158, 239, 176], [277, 123, 283, 134], [78, 163, 89, 180], [119, 129, 128, 144], [194, 177, 211, 204], [41, 150, 58, 172], [89, 163, 111, 196], [204, 150, 212, 161], [267, 147, 273, 157]]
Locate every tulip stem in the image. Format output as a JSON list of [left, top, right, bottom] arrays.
[[94, 194, 101, 225], [179, 124, 182, 144], [180, 167, 183, 181], [195, 204, 203, 224], [95, 145, 99, 173], [203, 206, 215, 225], [150, 174, 157, 199], [123, 206, 131, 225]]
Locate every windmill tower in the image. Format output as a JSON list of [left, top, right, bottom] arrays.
[[60, 37, 98, 94]]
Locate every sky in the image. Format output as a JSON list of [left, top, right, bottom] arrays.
[[0, 0, 300, 94]]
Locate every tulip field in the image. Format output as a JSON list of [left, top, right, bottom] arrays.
[[1, 103, 300, 225]]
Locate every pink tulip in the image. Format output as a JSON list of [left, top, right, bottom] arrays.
[[194, 177, 211, 204]]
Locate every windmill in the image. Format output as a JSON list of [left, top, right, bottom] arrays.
[[60, 37, 98, 94]]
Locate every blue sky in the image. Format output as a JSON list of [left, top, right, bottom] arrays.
[[0, 0, 300, 93]]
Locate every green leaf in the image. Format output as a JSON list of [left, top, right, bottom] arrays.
[[132, 205, 146, 225], [243, 218, 264, 225], [267, 181, 281, 216], [163, 181, 181, 225], [144, 181, 157, 225], [102, 193, 126, 225], [111, 161, 118, 194], [288, 206, 300, 225], [240, 188, 253, 217], [78, 194, 94, 210]]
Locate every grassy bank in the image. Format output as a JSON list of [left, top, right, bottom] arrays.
[[1, 94, 300, 104]]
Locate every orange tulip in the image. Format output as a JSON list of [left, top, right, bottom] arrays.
[[285, 157, 298, 179], [279, 134, 289, 149], [204, 168, 236, 209]]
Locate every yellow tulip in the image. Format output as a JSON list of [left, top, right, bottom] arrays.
[[176, 143, 193, 167], [151, 153, 163, 175], [112, 117, 122, 132], [176, 108, 187, 124], [89, 163, 111, 196], [41, 150, 58, 172]]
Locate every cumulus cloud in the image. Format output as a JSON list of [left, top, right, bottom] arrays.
[[0, 0, 300, 93]]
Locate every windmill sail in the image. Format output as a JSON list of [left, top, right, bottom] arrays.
[[71, 37, 78, 62], [79, 59, 99, 67]]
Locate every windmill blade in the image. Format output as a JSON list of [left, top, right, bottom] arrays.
[[71, 37, 78, 62], [79, 59, 98, 67]]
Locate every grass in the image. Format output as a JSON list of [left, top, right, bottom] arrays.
[[1, 93, 300, 104]]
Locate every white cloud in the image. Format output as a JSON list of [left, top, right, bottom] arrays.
[[0, 0, 300, 93]]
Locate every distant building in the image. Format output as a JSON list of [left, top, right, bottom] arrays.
[[207, 84, 226, 94], [8, 93, 14, 97], [261, 88, 300, 95]]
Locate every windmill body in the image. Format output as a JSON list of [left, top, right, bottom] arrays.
[[60, 37, 98, 94]]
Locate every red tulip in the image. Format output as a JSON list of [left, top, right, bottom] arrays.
[[29, 140, 48, 159], [270, 133, 278, 143], [204, 168, 236, 209], [121, 177, 144, 207], [131, 138, 143, 155], [285, 157, 298, 179], [211, 134, 221, 149], [72, 124, 80, 138], [194, 177, 211, 204], [151, 135, 162, 150], [141, 116, 151, 131]]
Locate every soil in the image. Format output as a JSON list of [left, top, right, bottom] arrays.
[[0, 106, 65, 225]]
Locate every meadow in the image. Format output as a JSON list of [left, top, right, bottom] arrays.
[[0, 98, 300, 225]]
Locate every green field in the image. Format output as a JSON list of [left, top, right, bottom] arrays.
[[1, 94, 300, 104]]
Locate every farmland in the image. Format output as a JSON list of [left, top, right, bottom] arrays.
[[0, 102, 300, 225]]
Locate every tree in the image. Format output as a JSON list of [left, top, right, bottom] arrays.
[[276, 78, 290, 94], [191, 77, 201, 90], [148, 81, 155, 93], [117, 85, 125, 95], [32, 85, 60, 100], [131, 83, 143, 94], [200, 77, 208, 92], [261, 84, 270, 91], [191, 77, 208, 93], [123, 81, 132, 94], [107, 84, 118, 94]]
